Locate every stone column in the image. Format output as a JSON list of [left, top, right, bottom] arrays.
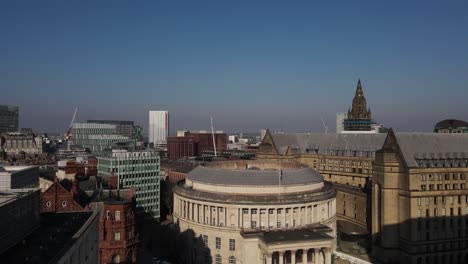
[[302, 249, 307, 264], [266, 253, 272, 264], [305, 206, 308, 225], [283, 208, 287, 227], [275, 208, 278, 228], [279, 251, 284, 264], [291, 250, 296, 264], [325, 249, 331, 264], [291, 207, 294, 227], [249, 208, 252, 228], [267, 208, 270, 229], [314, 249, 320, 264]]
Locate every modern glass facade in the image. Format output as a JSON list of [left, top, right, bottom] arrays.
[[72, 123, 133, 154], [0, 105, 19, 134], [97, 150, 160, 219]]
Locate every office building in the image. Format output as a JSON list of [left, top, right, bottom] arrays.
[[87, 120, 135, 138], [343, 80, 374, 132], [97, 149, 161, 219], [167, 130, 227, 160], [0, 105, 19, 134], [434, 119, 468, 133], [72, 123, 133, 154], [149, 111, 169, 148], [174, 160, 336, 264], [372, 130, 468, 264]]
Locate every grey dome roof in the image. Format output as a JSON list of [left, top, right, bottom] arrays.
[[186, 165, 323, 186]]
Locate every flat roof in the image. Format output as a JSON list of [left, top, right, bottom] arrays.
[[241, 224, 333, 245], [0, 211, 94, 263], [0, 188, 38, 206]]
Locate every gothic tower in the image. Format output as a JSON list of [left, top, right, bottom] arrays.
[[344, 79, 374, 131]]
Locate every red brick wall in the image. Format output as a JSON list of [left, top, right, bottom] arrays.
[[40, 182, 85, 213], [99, 202, 138, 264]]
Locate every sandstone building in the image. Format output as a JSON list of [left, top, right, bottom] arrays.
[[372, 130, 468, 264], [173, 160, 336, 264]]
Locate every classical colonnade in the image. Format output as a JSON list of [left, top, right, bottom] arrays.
[[175, 198, 336, 229], [263, 248, 332, 264]]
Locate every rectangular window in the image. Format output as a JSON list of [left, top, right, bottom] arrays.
[[450, 196, 454, 204], [115, 211, 120, 221], [203, 235, 208, 247], [229, 239, 235, 251], [216, 237, 221, 249], [251, 221, 256, 229], [417, 197, 421, 206], [442, 208, 446, 216], [114, 232, 120, 241], [252, 209, 257, 214], [434, 197, 438, 205], [426, 197, 430, 205], [417, 209, 421, 218]]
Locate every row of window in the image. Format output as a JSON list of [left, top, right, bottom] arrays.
[[420, 173, 465, 181], [417, 195, 468, 206], [202, 235, 236, 251], [212, 254, 236, 264], [417, 207, 468, 217], [420, 183, 466, 191]]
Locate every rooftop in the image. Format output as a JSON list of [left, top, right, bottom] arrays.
[[0, 211, 95, 264], [435, 119, 468, 128], [187, 160, 323, 186], [241, 224, 333, 245]]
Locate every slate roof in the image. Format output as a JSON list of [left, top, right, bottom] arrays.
[[270, 133, 387, 155], [394, 133, 468, 167], [434, 119, 468, 128], [187, 165, 323, 186]]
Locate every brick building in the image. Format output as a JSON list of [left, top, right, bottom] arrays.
[[40, 179, 89, 213], [95, 190, 139, 264], [167, 131, 227, 160]]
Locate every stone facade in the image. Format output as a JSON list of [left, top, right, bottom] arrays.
[[257, 130, 385, 234], [372, 130, 468, 264], [173, 160, 336, 264]]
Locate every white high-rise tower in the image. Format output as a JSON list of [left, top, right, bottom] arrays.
[[149, 111, 169, 148]]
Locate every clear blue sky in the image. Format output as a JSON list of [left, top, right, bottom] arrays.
[[2, 0, 468, 134]]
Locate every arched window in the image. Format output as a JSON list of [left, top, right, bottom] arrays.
[[112, 254, 120, 264], [228, 256, 236, 264], [215, 254, 222, 264], [106, 210, 111, 220]]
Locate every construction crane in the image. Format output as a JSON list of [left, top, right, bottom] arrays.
[[66, 108, 78, 150], [321, 117, 329, 134]]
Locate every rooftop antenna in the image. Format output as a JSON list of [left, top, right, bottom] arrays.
[[210, 116, 217, 157], [321, 117, 329, 134]]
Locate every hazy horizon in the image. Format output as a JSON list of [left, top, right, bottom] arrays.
[[2, 1, 468, 135]]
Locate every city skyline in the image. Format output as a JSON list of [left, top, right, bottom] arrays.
[[2, 1, 468, 134]]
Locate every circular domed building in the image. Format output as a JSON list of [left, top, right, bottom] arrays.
[[173, 160, 336, 264]]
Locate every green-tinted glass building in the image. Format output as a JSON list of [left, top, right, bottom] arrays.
[[0, 105, 19, 134], [97, 149, 160, 219], [72, 123, 134, 154]]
